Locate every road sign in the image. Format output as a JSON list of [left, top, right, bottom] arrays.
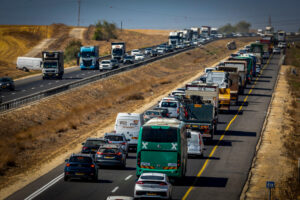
[[266, 181, 275, 189]]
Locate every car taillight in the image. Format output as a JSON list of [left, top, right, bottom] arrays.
[[108, 141, 112, 144], [121, 142, 126, 145], [137, 152, 141, 167], [177, 154, 181, 167], [136, 181, 144, 185], [116, 152, 122, 156], [90, 164, 95, 168], [96, 152, 103, 155], [82, 147, 88, 150], [177, 108, 179, 113], [199, 134, 202, 145], [66, 163, 70, 167], [159, 182, 167, 186]]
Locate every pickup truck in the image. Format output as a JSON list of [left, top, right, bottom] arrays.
[[179, 82, 219, 140]]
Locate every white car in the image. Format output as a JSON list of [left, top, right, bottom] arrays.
[[158, 99, 180, 118], [131, 49, 141, 56], [273, 48, 281, 54], [187, 131, 205, 157], [106, 196, 133, 200], [144, 48, 152, 55], [100, 60, 113, 70], [134, 54, 145, 61], [134, 173, 172, 199]]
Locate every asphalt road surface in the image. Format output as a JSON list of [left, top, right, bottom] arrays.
[[5, 52, 282, 200]]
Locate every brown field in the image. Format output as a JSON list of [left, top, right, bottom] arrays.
[[126, 29, 172, 36], [0, 37, 256, 198]]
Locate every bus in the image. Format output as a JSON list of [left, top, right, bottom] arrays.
[[136, 118, 188, 179]]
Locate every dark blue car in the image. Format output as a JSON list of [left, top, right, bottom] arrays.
[[64, 154, 99, 181]]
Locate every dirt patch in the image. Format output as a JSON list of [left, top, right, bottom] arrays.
[[0, 38, 256, 199], [241, 65, 297, 199], [127, 29, 172, 36]]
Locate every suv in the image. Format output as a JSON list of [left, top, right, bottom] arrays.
[[0, 77, 15, 91], [81, 138, 108, 154], [110, 59, 119, 69], [153, 107, 169, 117], [150, 49, 158, 57], [100, 60, 113, 71], [123, 55, 134, 64], [144, 48, 152, 55], [104, 133, 129, 156], [64, 153, 98, 181], [143, 109, 164, 123], [95, 144, 126, 168]]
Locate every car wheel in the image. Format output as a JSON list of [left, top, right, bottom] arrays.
[[23, 67, 28, 72], [64, 175, 69, 181]]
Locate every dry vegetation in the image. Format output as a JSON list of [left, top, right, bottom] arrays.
[[0, 38, 256, 198], [126, 29, 172, 36]]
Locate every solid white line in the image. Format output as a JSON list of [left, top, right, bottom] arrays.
[[40, 85, 43, 87], [12, 93, 15, 95], [22, 90, 26, 92], [125, 175, 132, 181], [24, 173, 64, 200], [111, 186, 119, 193], [56, 81, 59, 83], [82, 74, 85, 75], [48, 83, 52, 85], [31, 88, 35, 90]]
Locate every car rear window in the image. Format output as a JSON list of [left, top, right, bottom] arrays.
[[99, 148, 118, 154], [85, 140, 106, 147], [141, 175, 164, 180], [142, 126, 178, 143], [105, 135, 124, 141], [161, 102, 178, 108], [101, 61, 110, 64], [145, 111, 160, 116], [69, 156, 92, 163]]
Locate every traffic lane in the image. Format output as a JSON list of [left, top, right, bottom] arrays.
[[184, 54, 281, 200], [29, 153, 137, 200]]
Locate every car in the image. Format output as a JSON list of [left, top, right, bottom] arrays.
[[64, 153, 99, 181], [131, 49, 141, 56], [144, 48, 152, 55], [150, 49, 158, 57], [100, 60, 113, 71], [166, 45, 174, 52], [153, 107, 169, 117], [134, 54, 145, 61], [134, 173, 172, 199], [123, 55, 134, 65], [106, 196, 134, 200], [143, 109, 164, 123], [81, 137, 108, 154], [273, 47, 281, 54], [104, 133, 129, 156], [187, 131, 205, 157], [156, 48, 165, 55], [110, 59, 119, 69], [0, 77, 15, 91], [158, 99, 180, 118], [95, 144, 126, 168]]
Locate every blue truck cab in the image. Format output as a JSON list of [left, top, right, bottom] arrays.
[[79, 46, 99, 70]]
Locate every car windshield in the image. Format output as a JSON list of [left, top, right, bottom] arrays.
[[136, 54, 143, 56], [85, 140, 106, 147], [0, 78, 11, 82], [146, 48, 152, 50], [112, 48, 123, 55], [69, 156, 92, 163], [99, 148, 118, 154], [145, 111, 160, 116], [161, 102, 177, 108], [142, 126, 178, 143], [125, 56, 133, 59], [43, 62, 57, 68], [105, 135, 124, 141], [81, 52, 95, 58], [141, 175, 164, 180], [101, 61, 111, 64]]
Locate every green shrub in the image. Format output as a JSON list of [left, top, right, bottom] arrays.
[[93, 20, 118, 41], [64, 40, 82, 62]]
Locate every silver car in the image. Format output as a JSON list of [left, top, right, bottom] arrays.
[[134, 173, 172, 199], [104, 133, 129, 157]]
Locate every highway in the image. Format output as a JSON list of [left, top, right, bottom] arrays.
[[6, 53, 282, 200]]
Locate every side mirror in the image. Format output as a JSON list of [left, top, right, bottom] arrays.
[[186, 132, 191, 138]]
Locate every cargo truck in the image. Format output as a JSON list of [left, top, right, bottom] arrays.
[[200, 26, 211, 38], [180, 82, 219, 140], [42, 51, 64, 80], [223, 60, 247, 94], [79, 46, 99, 70], [206, 71, 231, 111], [168, 31, 181, 46], [111, 42, 126, 62], [228, 56, 254, 83]]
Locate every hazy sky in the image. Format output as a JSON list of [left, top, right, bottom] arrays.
[[1, 0, 300, 31]]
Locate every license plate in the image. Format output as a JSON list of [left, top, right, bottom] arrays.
[[105, 156, 114, 159], [147, 193, 156, 196], [2, 86, 6, 88], [92, 149, 97, 151], [75, 173, 84, 176]]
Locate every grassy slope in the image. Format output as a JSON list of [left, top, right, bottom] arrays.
[[0, 38, 256, 195]]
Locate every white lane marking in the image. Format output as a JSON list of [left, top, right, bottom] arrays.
[[82, 74, 85, 76], [125, 175, 132, 181], [40, 85, 44, 87], [1, 96, 4, 98], [88, 72, 91, 74], [111, 186, 119, 193], [24, 173, 64, 200], [56, 81, 59, 83], [31, 87, 35, 90], [22, 90, 26, 92], [48, 83, 52, 85], [12, 93, 15, 95], [76, 75, 79, 77]]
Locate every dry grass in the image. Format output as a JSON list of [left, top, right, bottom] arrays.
[[0, 38, 255, 195], [0, 24, 70, 79], [126, 29, 172, 36]]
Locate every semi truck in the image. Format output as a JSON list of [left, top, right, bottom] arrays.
[[206, 71, 231, 111], [180, 82, 219, 140], [277, 31, 286, 42], [190, 27, 200, 40], [200, 26, 211, 38], [168, 31, 181, 46], [111, 42, 126, 62], [79, 46, 99, 70], [42, 51, 64, 80], [210, 28, 218, 38]]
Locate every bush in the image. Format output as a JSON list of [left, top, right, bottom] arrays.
[[64, 40, 82, 62], [93, 20, 118, 41]]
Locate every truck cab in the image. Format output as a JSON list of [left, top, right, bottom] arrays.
[[111, 42, 126, 62], [79, 46, 99, 70], [42, 51, 64, 80]]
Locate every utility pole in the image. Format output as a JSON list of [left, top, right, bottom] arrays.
[[268, 15, 272, 27], [121, 21, 123, 32], [77, 0, 81, 27]]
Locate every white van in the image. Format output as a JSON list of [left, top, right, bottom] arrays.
[[16, 57, 42, 72], [114, 113, 144, 149], [158, 99, 180, 118], [187, 131, 205, 157]]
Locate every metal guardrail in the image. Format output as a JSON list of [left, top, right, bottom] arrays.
[[0, 45, 195, 112]]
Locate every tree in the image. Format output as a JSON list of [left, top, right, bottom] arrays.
[[218, 23, 236, 34], [93, 20, 118, 41], [235, 21, 251, 33], [64, 40, 82, 62]]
